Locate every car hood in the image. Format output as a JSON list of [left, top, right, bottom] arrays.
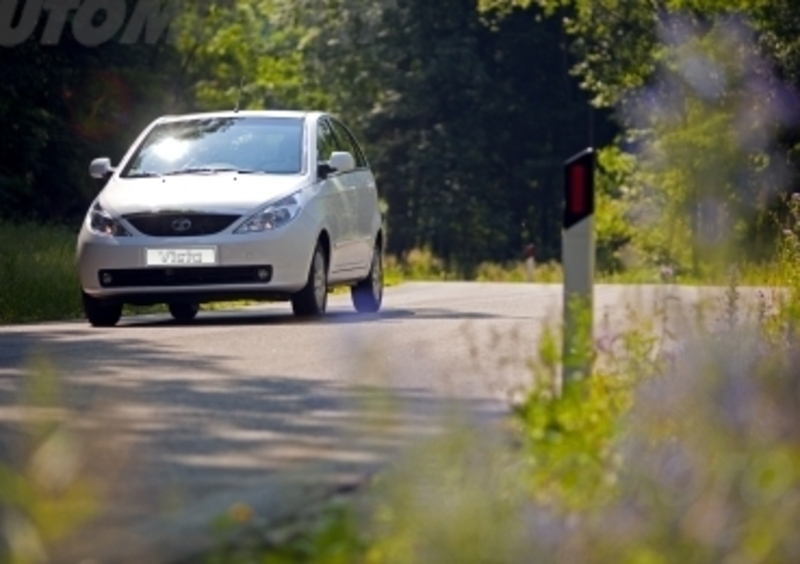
[[99, 173, 309, 216]]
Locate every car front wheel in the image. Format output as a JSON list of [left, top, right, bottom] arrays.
[[82, 291, 122, 327], [351, 243, 383, 313], [291, 243, 328, 317]]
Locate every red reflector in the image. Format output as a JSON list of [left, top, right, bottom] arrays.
[[569, 163, 586, 216]]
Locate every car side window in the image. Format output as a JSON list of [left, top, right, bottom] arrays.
[[317, 119, 337, 163], [329, 119, 367, 168]]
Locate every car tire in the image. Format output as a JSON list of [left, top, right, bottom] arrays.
[[82, 291, 122, 327], [169, 302, 199, 323], [351, 242, 383, 313], [291, 242, 328, 317]]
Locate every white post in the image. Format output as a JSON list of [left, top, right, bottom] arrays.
[[562, 148, 595, 389]]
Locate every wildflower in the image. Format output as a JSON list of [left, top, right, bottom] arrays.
[[228, 502, 254, 524], [596, 332, 616, 353]]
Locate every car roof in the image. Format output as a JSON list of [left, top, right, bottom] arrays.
[[154, 110, 323, 123]]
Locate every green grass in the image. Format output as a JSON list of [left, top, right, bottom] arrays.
[[383, 247, 565, 283], [0, 222, 83, 323], [0, 220, 786, 326], [386, 247, 787, 287]]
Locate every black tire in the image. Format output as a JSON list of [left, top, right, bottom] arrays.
[[351, 243, 383, 313], [169, 302, 199, 322], [82, 291, 122, 327], [291, 243, 328, 317]]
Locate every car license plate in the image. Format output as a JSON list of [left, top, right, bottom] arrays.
[[146, 248, 217, 266]]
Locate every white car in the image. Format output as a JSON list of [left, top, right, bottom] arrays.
[[76, 110, 384, 327]]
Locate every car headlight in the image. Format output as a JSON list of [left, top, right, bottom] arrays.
[[235, 193, 303, 233], [87, 202, 130, 237]]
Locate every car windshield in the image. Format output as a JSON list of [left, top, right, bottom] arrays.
[[121, 116, 305, 178]]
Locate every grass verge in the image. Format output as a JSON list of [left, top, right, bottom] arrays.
[[0, 220, 788, 326], [0, 222, 83, 324]]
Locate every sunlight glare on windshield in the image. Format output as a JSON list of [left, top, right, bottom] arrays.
[[153, 138, 189, 162]]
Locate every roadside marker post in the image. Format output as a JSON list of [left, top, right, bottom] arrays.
[[562, 148, 596, 388]]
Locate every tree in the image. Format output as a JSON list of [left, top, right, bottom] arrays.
[[292, 0, 613, 269], [479, 0, 800, 274], [0, 1, 181, 222]]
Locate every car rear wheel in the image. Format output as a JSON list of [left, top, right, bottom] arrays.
[[169, 302, 199, 322], [82, 291, 122, 327], [351, 242, 383, 313], [291, 243, 328, 317]]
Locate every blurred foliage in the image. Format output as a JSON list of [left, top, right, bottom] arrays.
[[206, 498, 370, 564], [593, 147, 637, 274], [479, 0, 800, 275], [226, 226, 800, 563], [203, 180, 800, 564], [478, 0, 798, 107], [0, 357, 99, 564]]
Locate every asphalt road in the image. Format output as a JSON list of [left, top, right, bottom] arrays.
[[0, 282, 737, 562]]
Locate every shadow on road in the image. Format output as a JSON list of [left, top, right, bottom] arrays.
[[0, 323, 505, 563], [118, 306, 528, 328]]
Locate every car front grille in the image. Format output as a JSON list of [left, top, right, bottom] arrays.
[[123, 213, 241, 237], [98, 266, 272, 288]]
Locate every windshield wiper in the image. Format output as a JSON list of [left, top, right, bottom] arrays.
[[162, 167, 268, 176], [232, 169, 266, 174], [162, 167, 237, 176], [125, 171, 162, 178], [126, 167, 266, 178], [136, 167, 269, 177]]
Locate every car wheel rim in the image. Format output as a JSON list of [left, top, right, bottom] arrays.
[[313, 252, 326, 307]]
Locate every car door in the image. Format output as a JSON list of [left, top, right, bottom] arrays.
[[329, 118, 375, 268], [317, 118, 360, 275]]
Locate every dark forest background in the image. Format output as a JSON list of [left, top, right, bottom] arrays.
[[2, 0, 799, 275]]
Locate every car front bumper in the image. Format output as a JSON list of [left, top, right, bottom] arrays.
[[77, 215, 318, 303]]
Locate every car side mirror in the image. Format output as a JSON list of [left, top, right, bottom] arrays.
[[329, 151, 356, 174], [89, 157, 115, 180]]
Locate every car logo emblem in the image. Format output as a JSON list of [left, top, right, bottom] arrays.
[[171, 218, 192, 232]]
